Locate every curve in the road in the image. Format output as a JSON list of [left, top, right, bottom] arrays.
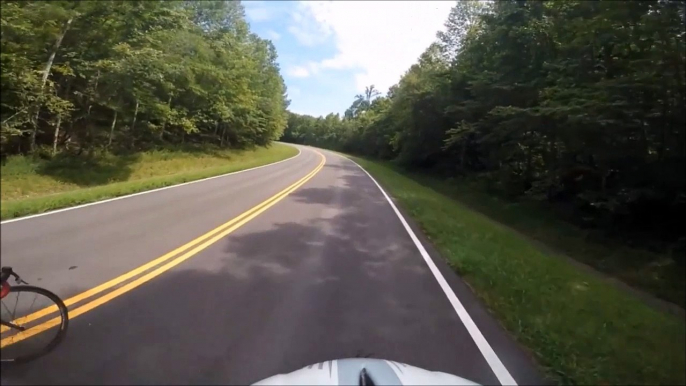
[[2, 145, 544, 386], [330, 151, 516, 386], [0, 147, 302, 225], [1, 150, 325, 349]]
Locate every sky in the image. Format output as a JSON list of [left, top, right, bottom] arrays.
[[243, 1, 455, 118]]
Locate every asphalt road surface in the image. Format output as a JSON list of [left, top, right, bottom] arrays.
[[1, 145, 545, 385]]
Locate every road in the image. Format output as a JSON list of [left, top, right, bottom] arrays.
[[1, 145, 544, 385]]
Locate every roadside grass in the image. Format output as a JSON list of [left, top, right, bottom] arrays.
[[348, 155, 686, 385], [1, 143, 298, 220], [403, 173, 685, 308]]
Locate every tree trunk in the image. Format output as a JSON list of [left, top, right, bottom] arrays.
[[30, 16, 74, 153], [108, 110, 118, 147], [84, 70, 101, 149], [64, 120, 74, 150], [160, 96, 171, 140], [52, 79, 73, 155], [220, 126, 227, 147], [52, 115, 62, 156], [86, 70, 100, 120], [131, 100, 139, 131], [130, 99, 140, 148]]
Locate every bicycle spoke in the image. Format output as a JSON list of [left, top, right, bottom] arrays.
[[1, 286, 68, 363], [1, 300, 13, 319], [12, 290, 20, 320], [27, 293, 39, 316]]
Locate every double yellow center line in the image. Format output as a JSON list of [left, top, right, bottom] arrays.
[[1, 152, 326, 348]]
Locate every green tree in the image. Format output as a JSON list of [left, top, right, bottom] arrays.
[[280, 0, 686, 266], [1, 0, 289, 156]]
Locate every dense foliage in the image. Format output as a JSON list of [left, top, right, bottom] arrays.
[[283, 1, 686, 261], [1, 1, 288, 156]]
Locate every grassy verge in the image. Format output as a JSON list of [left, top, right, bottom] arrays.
[[401, 172, 684, 308], [1, 143, 298, 220], [348, 155, 686, 385]]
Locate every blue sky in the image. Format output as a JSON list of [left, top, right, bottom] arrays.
[[243, 1, 455, 118]]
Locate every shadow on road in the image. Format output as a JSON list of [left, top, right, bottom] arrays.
[[1, 157, 501, 385]]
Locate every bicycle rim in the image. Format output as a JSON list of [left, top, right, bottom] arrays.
[[1, 285, 69, 363]]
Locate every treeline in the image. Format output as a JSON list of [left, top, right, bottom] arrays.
[[1, 1, 288, 156], [282, 1, 686, 257]]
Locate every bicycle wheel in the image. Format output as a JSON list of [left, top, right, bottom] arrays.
[[1, 285, 69, 363]]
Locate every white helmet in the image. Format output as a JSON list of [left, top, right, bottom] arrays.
[[254, 358, 480, 386]]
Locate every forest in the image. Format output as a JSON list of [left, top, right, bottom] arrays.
[[1, 1, 288, 156], [282, 0, 686, 277]]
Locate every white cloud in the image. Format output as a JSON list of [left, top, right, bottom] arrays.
[[285, 62, 321, 78], [286, 66, 311, 78], [287, 25, 329, 47], [290, 1, 453, 93], [287, 7, 333, 47], [265, 29, 281, 41], [245, 2, 273, 22]]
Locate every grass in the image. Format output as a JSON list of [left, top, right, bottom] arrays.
[[403, 173, 685, 308], [347, 155, 686, 385], [1, 143, 298, 220]]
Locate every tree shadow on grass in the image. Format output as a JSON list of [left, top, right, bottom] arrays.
[[151, 143, 258, 162], [36, 152, 141, 187], [32, 143, 266, 189]]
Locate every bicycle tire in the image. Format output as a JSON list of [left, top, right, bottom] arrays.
[[1, 285, 69, 363]]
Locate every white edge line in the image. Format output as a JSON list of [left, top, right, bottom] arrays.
[[1, 146, 302, 225], [331, 150, 518, 386]]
